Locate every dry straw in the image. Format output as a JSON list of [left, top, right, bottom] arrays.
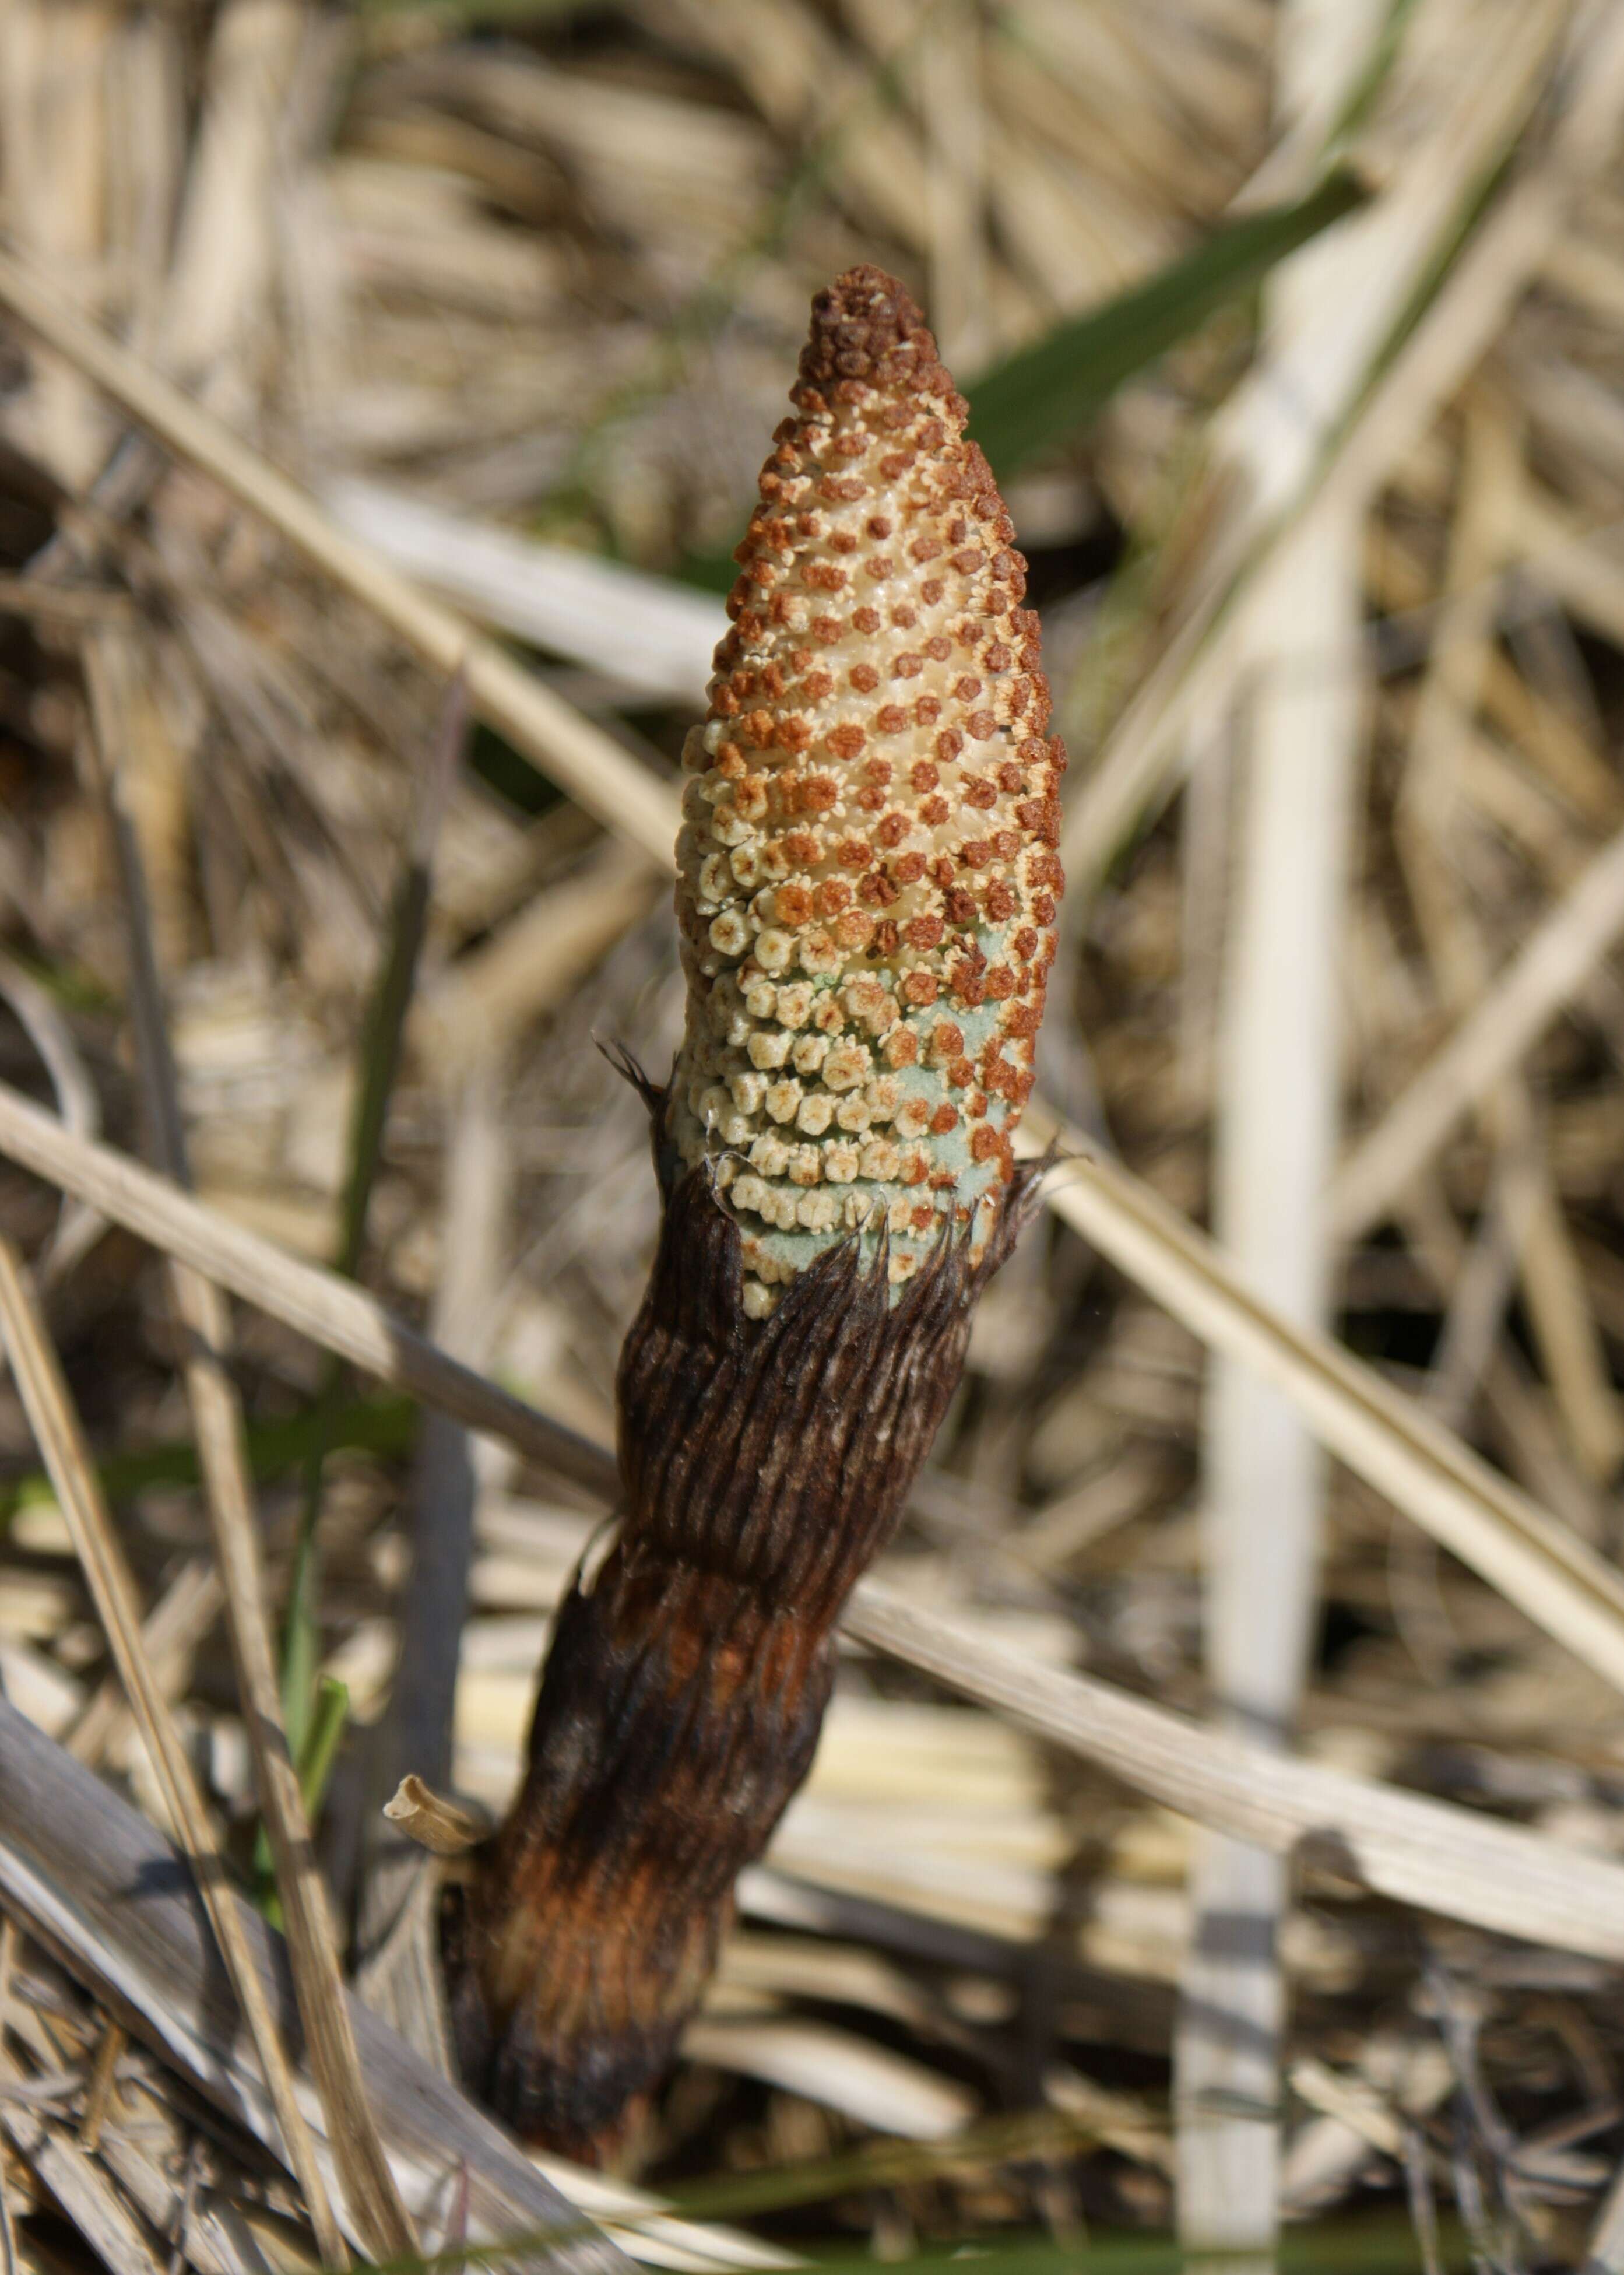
[[0, 1697, 631, 2275], [80, 624, 416, 2265], [8, 1079, 1624, 1973], [1024, 1115, 1624, 1697], [0, 245, 681, 866], [9, 1059, 1624, 1708], [0, 1236, 349, 2269]]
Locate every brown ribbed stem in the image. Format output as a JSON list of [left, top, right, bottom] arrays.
[[446, 1093, 1043, 2157]]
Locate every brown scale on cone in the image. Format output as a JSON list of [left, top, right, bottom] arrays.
[[448, 268, 1063, 2163]]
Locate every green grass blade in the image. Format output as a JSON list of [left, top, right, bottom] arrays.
[[279, 675, 467, 1768], [358, 0, 590, 23], [297, 1673, 350, 1818], [1322, 0, 1424, 151], [966, 168, 1369, 480], [0, 1392, 419, 1530]]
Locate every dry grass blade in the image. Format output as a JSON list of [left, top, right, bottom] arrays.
[[419, 838, 663, 1076], [842, 1582, 1624, 1965], [1320, 0, 1624, 521], [1331, 813, 1624, 1238], [325, 476, 721, 708], [0, 246, 681, 865], [0, 1698, 632, 2275], [0, 1237, 348, 2271], [1059, 0, 1588, 886], [525, 2160, 802, 2274], [8, 1094, 1624, 1962], [80, 626, 417, 2264], [363, 1068, 507, 1961], [1382, 395, 1624, 1490], [1589, 2174, 1624, 2275], [0, 571, 132, 624], [1023, 1118, 1624, 1698], [1175, 0, 1372, 2233], [0, 1980, 19, 2275], [64, 1556, 223, 1769], [157, 0, 304, 384], [10, 1561, 1624, 2239], [0, 2049, 165, 2275], [82, 2087, 286, 2275], [11, 1072, 1624, 1714], [0, 1078, 616, 1497], [0, 945, 104, 1281]]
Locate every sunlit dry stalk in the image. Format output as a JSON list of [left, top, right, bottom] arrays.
[[447, 267, 1066, 2158]]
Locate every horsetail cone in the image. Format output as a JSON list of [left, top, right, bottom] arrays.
[[673, 264, 1066, 1313], [450, 267, 1064, 2159]]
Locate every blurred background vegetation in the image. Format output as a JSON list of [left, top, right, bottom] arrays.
[[9, 1, 1624, 2269]]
